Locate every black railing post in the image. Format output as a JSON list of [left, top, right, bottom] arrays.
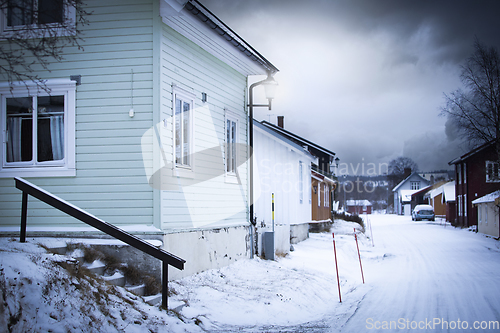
[[20, 191, 28, 243], [162, 261, 168, 309]]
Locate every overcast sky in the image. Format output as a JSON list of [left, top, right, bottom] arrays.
[[201, 0, 500, 175]]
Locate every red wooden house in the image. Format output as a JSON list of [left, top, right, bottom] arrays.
[[449, 141, 500, 228]]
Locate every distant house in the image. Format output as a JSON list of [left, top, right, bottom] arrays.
[[253, 121, 316, 257], [393, 172, 430, 215], [0, 0, 278, 279], [427, 181, 455, 221], [449, 141, 500, 228], [418, 171, 453, 184], [346, 200, 372, 215], [472, 191, 500, 238], [260, 118, 337, 221], [441, 181, 456, 223]]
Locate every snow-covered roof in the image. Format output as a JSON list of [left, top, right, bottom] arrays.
[[346, 200, 372, 207], [472, 190, 500, 205], [392, 172, 429, 192], [400, 189, 418, 203], [442, 182, 455, 203]]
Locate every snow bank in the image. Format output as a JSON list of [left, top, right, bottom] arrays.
[[0, 238, 201, 333]]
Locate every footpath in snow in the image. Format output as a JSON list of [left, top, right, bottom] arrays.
[[2, 214, 500, 332]]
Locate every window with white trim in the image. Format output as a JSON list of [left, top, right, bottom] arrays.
[[224, 113, 238, 175], [410, 181, 420, 190], [0, 79, 76, 177], [486, 161, 500, 182], [1, 0, 76, 36], [457, 164, 462, 184], [317, 181, 320, 207], [464, 194, 467, 217], [458, 195, 462, 216], [173, 89, 194, 169], [324, 183, 329, 207]]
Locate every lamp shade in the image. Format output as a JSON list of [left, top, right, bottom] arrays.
[[263, 77, 278, 100]]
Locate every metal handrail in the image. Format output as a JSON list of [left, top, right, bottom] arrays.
[[14, 177, 185, 309]]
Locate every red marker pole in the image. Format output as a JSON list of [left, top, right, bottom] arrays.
[[332, 232, 342, 303], [354, 228, 365, 284]]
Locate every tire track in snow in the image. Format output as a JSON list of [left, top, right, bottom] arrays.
[[338, 215, 500, 333]]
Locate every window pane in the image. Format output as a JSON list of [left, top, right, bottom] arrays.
[[7, 0, 34, 26], [38, 0, 63, 24], [182, 101, 190, 165], [6, 97, 32, 162], [37, 95, 64, 162], [231, 120, 236, 172], [175, 98, 182, 164], [226, 119, 231, 172]]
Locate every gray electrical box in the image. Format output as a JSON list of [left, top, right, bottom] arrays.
[[263, 231, 275, 260]]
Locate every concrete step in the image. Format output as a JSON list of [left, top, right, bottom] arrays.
[[48, 245, 68, 255], [103, 272, 125, 287], [144, 294, 162, 306], [127, 284, 145, 297], [84, 260, 106, 276]]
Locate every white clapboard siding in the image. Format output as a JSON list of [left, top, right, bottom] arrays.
[[0, 0, 156, 229], [158, 23, 249, 231], [254, 123, 315, 227]]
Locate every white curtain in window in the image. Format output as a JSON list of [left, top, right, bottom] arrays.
[[50, 115, 64, 160], [7, 117, 22, 162]]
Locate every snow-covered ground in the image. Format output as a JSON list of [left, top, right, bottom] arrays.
[[2, 214, 500, 332]]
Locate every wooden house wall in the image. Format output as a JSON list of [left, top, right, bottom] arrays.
[[455, 145, 500, 227], [0, 0, 157, 229], [157, 24, 249, 230]]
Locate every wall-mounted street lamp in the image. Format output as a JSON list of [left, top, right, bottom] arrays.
[[248, 72, 278, 226], [334, 157, 340, 176]]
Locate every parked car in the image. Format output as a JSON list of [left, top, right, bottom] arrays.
[[412, 205, 435, 221]]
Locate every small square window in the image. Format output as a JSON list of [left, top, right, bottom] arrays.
[[2, 0, 75, 37]]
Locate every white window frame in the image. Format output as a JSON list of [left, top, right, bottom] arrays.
[[317, 181, 321, 207], [324, 183, 329, 207], [0, 79, 75, 178], [463, 163, 467, 183], [485, 161, 500, 182], [0, 0, 76, 38], [172, 86, 195, 178], [457, 164, 462, 184], [411, 181, 420, 190], [464, 194, 467, 217], [224, 109, 239, 183]]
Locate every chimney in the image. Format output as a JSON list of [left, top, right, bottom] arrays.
[[277, 116, 284, 128], [403, 168, 412, 179]]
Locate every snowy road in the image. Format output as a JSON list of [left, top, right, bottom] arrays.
[[340, 214, 500, 333]]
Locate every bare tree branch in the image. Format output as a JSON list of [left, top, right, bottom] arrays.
[[0, 0, 91, 92], [441, 39, 500, 155]]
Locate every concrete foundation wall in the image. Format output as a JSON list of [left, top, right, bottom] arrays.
[[290, 223, 309, 244], [163, 225, 251, 280], [274, 224, 290, 256]]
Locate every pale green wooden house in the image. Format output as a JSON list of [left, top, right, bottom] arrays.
[[0, 0, 278, 279]]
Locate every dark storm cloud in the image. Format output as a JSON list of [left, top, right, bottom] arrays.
[[198, 0, 500, 174], [204, 0, 500, 65]]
